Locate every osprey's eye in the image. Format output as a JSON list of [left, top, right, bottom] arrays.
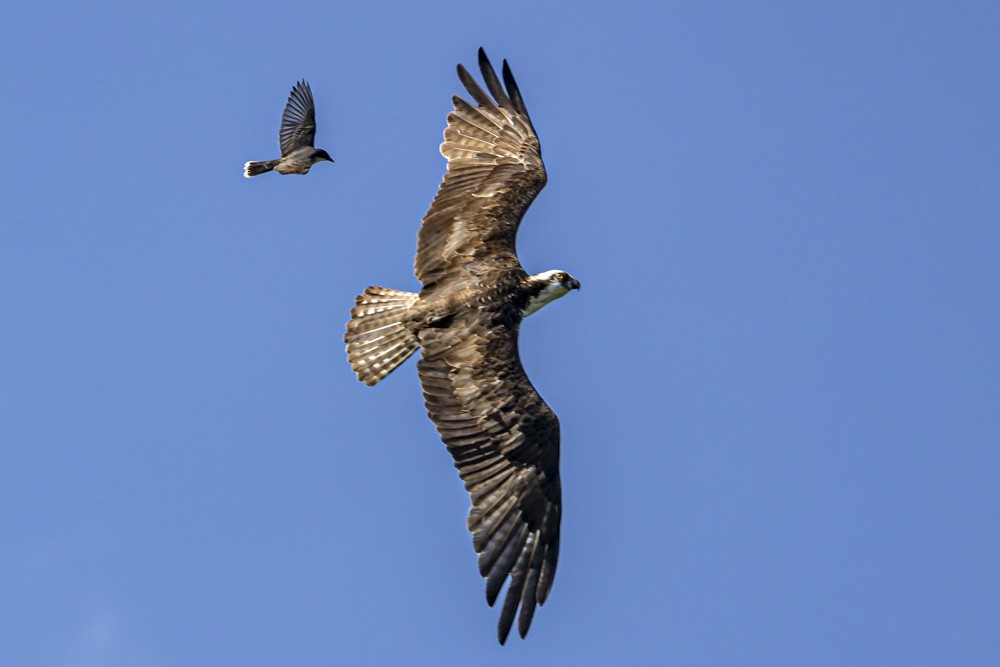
[[555, 272, 566, 282]]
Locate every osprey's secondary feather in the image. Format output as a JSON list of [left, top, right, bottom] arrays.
[[345, 48, 579, 644]]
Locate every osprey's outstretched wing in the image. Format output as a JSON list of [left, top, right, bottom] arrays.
[[415, 48, 547, 290], [279, 80, 317, 156], [417, 306, 561, 644]]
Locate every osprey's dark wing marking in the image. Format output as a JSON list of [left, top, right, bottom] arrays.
[[417, 307, 561, 644], [279, 80, 317, 156], [415, 48, 547, 289]]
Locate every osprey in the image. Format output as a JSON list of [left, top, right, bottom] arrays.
[[344, 48, 579, 644], [244, 80, 334, 177]]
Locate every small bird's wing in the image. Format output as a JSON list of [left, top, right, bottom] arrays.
[[417, 307, 561, 644], [415, 48, 546, 290], [279, 80, 317, 155]]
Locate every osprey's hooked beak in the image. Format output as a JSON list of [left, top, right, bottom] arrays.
[[566, 276, 581, 291]]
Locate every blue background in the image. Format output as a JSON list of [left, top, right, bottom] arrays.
[[2, 2, 998, 664]]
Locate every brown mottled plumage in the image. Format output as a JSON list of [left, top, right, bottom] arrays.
[[345, 48, 579, 644]]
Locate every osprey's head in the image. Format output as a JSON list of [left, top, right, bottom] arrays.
[[311, 149, 335, 164], [523, 270, 581, 317]]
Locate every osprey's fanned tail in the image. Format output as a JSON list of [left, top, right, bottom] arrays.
[[345, 287, 420, 386]]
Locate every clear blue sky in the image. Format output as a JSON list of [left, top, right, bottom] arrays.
[[2, 2, 998, 664]]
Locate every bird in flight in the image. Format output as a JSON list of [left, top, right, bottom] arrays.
[[345, 48, 579, 644], [244, 80, 333, 177]]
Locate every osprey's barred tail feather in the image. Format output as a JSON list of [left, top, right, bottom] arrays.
[[345, 286, 420, 386], [244, 160, 278, 177]]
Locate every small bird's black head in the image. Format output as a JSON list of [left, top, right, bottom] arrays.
[[312, 149, 335, 164]]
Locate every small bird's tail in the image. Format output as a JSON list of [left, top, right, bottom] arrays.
[[345, 286, 420, 386], [244, 160, 278, 177]]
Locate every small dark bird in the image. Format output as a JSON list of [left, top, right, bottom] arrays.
[[244, 80, 333, 177]]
